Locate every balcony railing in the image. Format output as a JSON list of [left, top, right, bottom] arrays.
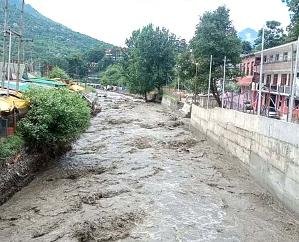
[[263, 84, 291, 95], [252, 83, 292, 95]]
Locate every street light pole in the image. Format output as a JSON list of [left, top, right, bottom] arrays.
[[16, 0, 25, 91], [177, 65, 180, 92], [195, 62, 198, 103], [7, 30, 12, 96], [207, 55, 213, 109], [222, 56, 226, 108], [1, 0, 8, 90], [257, 27, 265, 116]]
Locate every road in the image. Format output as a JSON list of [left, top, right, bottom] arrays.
[[0, 91, 298, 242]]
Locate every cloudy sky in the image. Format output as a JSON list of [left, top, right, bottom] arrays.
[[26, 0, 290, 46]]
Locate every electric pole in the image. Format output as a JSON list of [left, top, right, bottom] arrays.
[[257, 27, 265, 115], [222, 56, 226, 108], [1, 0, 8, 90]]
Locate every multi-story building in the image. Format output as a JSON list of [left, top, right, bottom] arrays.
[[238, 41, 299, 121]]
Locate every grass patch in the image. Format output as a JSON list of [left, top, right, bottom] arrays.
[[0, 135, 24, 165]]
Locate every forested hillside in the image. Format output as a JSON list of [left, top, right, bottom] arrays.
[[0, 0, 112, 61]]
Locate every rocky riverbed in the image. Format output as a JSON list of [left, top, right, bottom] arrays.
[[0, 91, 298, 241]]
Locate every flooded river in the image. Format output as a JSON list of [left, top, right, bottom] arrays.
[[0, 91, 298, 241]]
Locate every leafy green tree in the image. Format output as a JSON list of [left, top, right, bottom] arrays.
[[101, 64, 127, 86], [190, 6, 242, 106], [48, 66, 69, 79], [18, 88, 90, 156], [66, 55, 88, 78], [282, 0, 299, 40], [176, 49, 196, 91], [242, 41, 253, 54], [254, 21, 286, 49], [84, 48, 106, 63], [124, 24, 178, 100]]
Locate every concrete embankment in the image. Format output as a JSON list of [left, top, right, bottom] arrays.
[[190, 105, 299, 216], [161, 94, 191, 117], [161, 94, 179, 110]]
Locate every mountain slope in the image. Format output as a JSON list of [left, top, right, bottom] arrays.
[[238, 28, 258, 44], [0, 0, 113, 61]]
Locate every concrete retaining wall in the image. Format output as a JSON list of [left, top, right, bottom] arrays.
[[191, 105, 299, 215], [161, 94, 179, 110]]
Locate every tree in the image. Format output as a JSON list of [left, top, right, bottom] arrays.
[[66, 55, 88, 79], [176, 49, 196, 92], [48, 66, 69, 80], [84, 48, 106, 63], [254, 21, 286, 49], [124, 24, 178, 100], [190, 6, 242, 106], [101, 64, 127, 87], [282, 0, 299, 40], [242, 41, 253, 54], [18, 88, 90, 156]]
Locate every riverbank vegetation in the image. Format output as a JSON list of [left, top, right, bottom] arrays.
[[18, 88, 91, 157]]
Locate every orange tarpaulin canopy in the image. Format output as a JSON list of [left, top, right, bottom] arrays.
[[237, 76, 253, 87]]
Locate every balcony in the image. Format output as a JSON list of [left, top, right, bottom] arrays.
[[263, 84, 291, 95]]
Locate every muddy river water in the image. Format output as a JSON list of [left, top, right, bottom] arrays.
[[0, 91, 298, 241]]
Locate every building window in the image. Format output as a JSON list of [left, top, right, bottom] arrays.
[[266, 75, 272, 85], [283, 52, 288, 61], [269, 55, 273, 62], [275, 54, 280, 61], [273, 74, 278, 85], [281, 74, 287, 85], [264, 55, 267, 63]]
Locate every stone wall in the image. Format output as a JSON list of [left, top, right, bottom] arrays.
[[161, 94, 179, 110], [191, 105, 299, 215]]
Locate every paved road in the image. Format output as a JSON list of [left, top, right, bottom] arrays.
[[0, 91, 298, 241]]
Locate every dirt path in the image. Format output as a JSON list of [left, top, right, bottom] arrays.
[[0, 91, 298, 242]]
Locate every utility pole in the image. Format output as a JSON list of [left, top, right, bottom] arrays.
[[222, 56, 226, 108], [195, 62, 198, 103], [288, 36, 299, 122], [257, 27, 265, 116], [16, 0, 25, 91], [1, 0, 8, 90], [7, 30, 12, 96], [207, 55, 212, 109]]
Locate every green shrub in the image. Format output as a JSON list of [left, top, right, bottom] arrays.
[[0, 135, 24, 164], [18, 88, 91, 156], [48, 66, 69, 80]]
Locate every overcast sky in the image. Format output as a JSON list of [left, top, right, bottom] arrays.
[[26, 0, 290, 46]]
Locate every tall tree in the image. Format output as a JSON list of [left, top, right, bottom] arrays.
[[48, 66, 69, 80], [66, 55, 88, 79], [84, 48, 106, 63], [282, 0, 299, 40], [101, 64, 127, 87], [242, 41, 253, 54], [254, 21, 286, 49], [124, 24, 178, 100], [190, 6, 242, 106]]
